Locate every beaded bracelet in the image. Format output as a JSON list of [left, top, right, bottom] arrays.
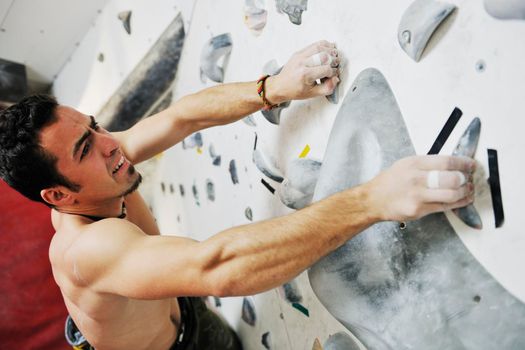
[[256, 75, 278, 111]]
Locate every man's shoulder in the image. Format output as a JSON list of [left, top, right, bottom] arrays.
[[51, 217, 145, 285]]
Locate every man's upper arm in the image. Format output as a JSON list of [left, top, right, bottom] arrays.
[[69, 219, 218, 299]]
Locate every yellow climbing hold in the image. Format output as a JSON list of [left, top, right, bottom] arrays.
[[299, 144, 311, 158]]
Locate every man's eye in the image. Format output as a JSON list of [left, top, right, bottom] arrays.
[[81, 143, 90, 159], [93, 122, 100, 131]]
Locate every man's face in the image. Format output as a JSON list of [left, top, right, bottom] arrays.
[[40, 105, 141, 205]]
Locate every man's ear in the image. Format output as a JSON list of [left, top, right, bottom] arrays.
[[40, 187, 75, 207]]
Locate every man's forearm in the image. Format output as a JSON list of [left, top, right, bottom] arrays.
[[115, 79, 280, 164], [176, 78, 284, 131], [199, 185, 378, 297]]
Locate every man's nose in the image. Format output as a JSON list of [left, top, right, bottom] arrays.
[[98, 133, 119, 157]]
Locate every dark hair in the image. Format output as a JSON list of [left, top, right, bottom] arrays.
[[0, 94, 80, 207]]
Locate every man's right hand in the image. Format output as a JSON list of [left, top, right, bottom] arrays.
[[365, 155, 476, 222]]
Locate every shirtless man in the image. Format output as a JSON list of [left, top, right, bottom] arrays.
[[0, 41, 475, 350]]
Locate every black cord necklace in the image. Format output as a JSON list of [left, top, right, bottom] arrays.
[[74, 202, 127, 222]]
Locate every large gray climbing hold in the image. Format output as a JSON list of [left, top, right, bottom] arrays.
[[451, 118, 483, 229], [200, 33, 233, 83], [308, 68, 525, 350], [276, 0, 308, 25], [484, 0, 525, 20], [398, 0, 456, 62], [323, 332, 362, 350], [278, 158, 322, 209]]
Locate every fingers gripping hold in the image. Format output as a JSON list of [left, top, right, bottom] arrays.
[[305, 66, 339, 85], [306, 52, 339, 68], [417, 155, 476, 172], [425, 170, 466, 189]]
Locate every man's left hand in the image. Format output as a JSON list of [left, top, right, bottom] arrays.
[[265, 40, 341, 104]]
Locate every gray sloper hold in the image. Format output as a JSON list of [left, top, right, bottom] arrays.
[[484, 0, 525, 20], [398, 0, 456, 62], [276, 0, 308, 25], [323, 332, 361, 350], [252, 148, 284, 183], [261, 60, 291, 125], [308, 68, 525, 350], [200, 33, 232, 83], [278, 157, 322, 209], [451, 118, 483, 229]]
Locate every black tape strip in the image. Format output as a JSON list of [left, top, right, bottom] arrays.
[[487, 149, 504, 228], [261, 178, 275, 194], [254, 132, 258, 150], [427, 107, 463, 154]]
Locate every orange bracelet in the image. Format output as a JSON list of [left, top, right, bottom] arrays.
[[256, 75, 278, 111]]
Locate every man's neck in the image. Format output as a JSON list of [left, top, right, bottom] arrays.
[[57, 198, 126, 221]]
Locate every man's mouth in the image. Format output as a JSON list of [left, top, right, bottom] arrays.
[[113, 156, 125, 174]]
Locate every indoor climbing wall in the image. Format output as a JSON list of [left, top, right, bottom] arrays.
[[52, 0, 525, 349]]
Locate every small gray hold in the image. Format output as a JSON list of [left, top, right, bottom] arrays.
[[276, 0, 308, 25], [252, 148, 284, 183], [117, 11, 132, 35], [475, 60, 486, 73], [398, 0, 456, 61], [206, 179, 215, 201], [281, 281, 303, 303], [245, 207, 253, 221], [209, 144, 222, 166], [192, 183, 199, 206], [229, 160, 239, 184], [242, 115, 257, 127], [200, 33, 233, 83], [182, 132, 203, 149], [241, 297, 256, 326], [261, 332, 271, 349]]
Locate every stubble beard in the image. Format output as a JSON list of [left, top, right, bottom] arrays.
[[118, 164, 142, 197]]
